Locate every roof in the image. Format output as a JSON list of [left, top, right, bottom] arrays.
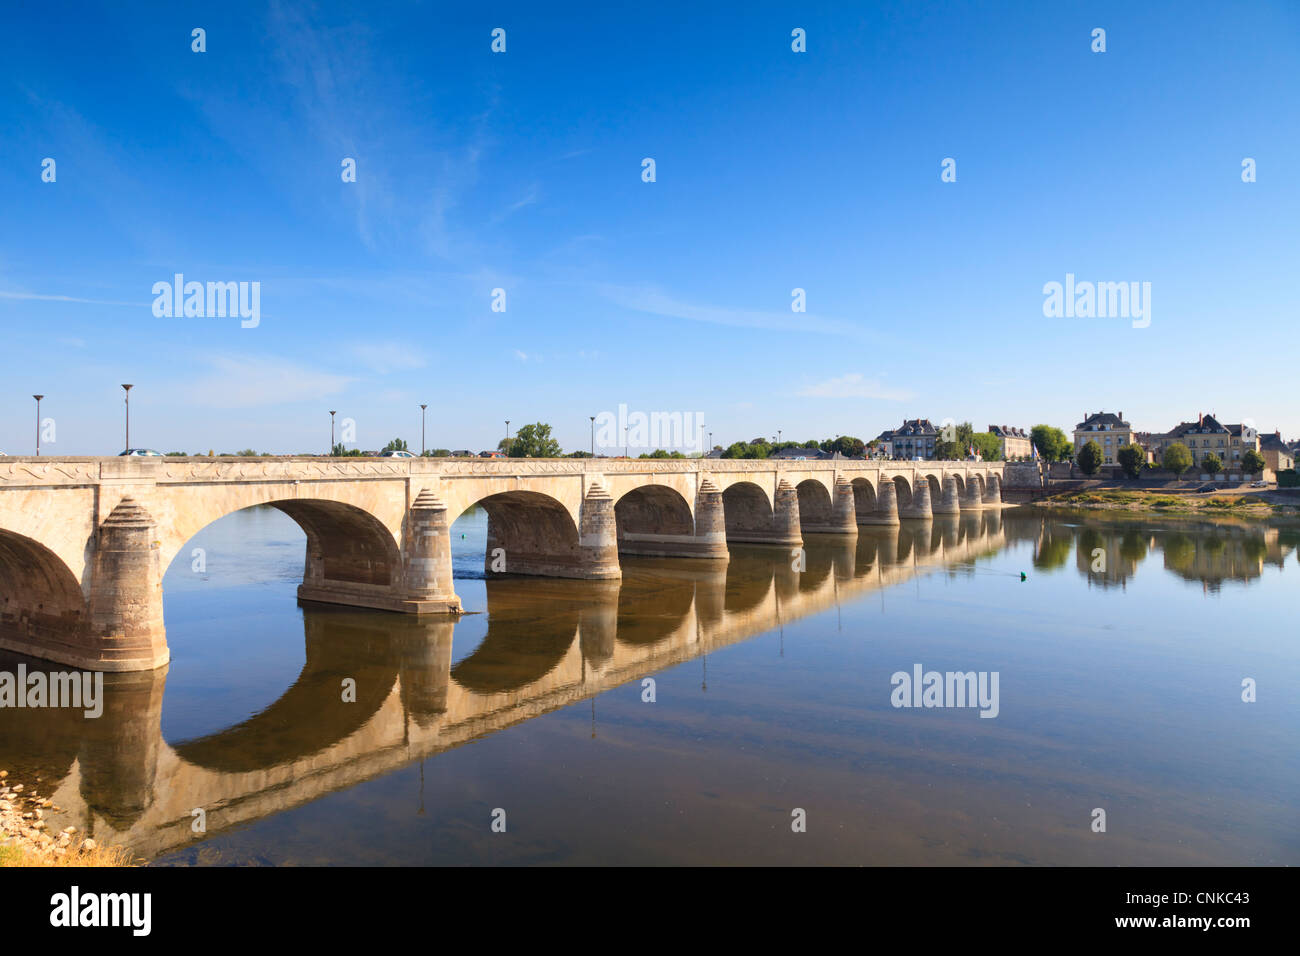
[[1075, 411, 1129, 430], [891, 418, 937, 437], [1260, 433, 1290, 452], [988, 425, 1027, 438]]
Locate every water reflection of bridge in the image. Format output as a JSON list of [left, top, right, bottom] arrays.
[[1, 514, 1009, 860], [4, 511, 1293, 860]]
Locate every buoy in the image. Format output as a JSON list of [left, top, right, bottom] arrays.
[[1020, 572, 1027, 581]]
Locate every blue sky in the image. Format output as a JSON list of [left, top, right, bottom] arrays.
[[1, 0, 1297, 455]]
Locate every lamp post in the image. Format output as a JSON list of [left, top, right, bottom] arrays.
[[589, 415, 595, 457], [504, 420, 510, 456], [420, 404, 428, 456], [330, 410, 337, 456], [33, 395, 43, 455], [121, 384, 133, 452], [778, 429, 782, 445]]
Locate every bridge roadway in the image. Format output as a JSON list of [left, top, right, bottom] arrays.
[[0, 514, 1009, 860], [0, 456, 1004, 671]]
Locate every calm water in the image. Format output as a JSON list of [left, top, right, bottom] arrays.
[[1, 507, 1296, 865]]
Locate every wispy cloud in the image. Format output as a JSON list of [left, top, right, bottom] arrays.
[[184, 354, 354, 408], [797, 373, 913, 402], [596, 283, 880, 340], [352, 342, 428, 374], [0, 289, 140, 307]]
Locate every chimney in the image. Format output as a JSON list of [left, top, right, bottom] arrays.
[[1119, 411, 1123, 422], [1198, 413, 1202, 426]]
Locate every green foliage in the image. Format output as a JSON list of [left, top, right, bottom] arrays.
[[236, 449, 259, 457], [382, 438, 408, 453], [331, 443, 363, 457], [566, 450, 594, 458], [423, 448, 451, 457], [971, 433, 1002, 461], [508, 422, 562, 458], [1278, 469, 1299, 488], [165, 451, 187, 456], [1116, 443, 1146, 479], [819, 435, 865, 458], [1201, 452, 1223, 476], [1031, 425, 1071, 462], [1077, 439, 1104, 475], [722, 441, 771, 459], [1162, 442, 1193, 476], [639, 449, 686, 459], [1241, 449, 1266, 475]]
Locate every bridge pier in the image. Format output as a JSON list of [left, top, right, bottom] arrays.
[[900, 477, 933, 519], [83, 498, 170, 672], [983, 475, 1002, 505], [858, 479, 900, 526], [577, 484, 623, 579], [933, 476, 962, 515], [960, 480, 985, 512], [397, 490, 462, 614]]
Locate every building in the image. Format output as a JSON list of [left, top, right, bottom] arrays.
[[878, 419, 939, 459], [1072, 411, 1133, 465], [1148, 414, 1258, 469], [987, 425, 1031, 460], [1260, 431, 1294, 476]]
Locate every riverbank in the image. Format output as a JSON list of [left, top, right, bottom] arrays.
[[1029, 488, 1300, 522], [0, 770, 137, 866]]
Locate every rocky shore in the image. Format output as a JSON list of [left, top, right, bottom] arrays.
[[0, 769, 132, 865]]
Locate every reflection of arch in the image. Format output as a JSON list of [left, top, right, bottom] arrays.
[[616, 567, 696, 647], [614, 485, 694, 556], [173, 610, 399, 772], [449, 613, 577, 697], [723, 546, 777, 613], [465, 491, 584, 578], [892, 475, 913, 510], [795, 480, 833, 530], [0, 529, 89, 662], [722, 482, 773, 540], [851, 477, 877, 516]]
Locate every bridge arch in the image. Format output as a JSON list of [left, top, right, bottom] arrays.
[[850, 477, 877, 516], [721, 481, 774, 540], [892, 475, 913, 511], [164, 499, 403, 615], [459, 491, 585, 579], [0, 529, 88, 665], [613, 484, 695, 557], [795, 479, 834, 530]]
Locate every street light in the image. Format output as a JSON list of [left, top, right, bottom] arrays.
[[589, 415, 595, 457], [33, 395, 43, 456], [420, 404, 428, 456], [504, 420, 510, 456], [330, 410, 337, 456], [121, 385, 133, 452]]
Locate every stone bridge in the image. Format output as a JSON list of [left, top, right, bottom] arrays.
[[0, 515, 1009, 861], [0, 456, 1004, 671]]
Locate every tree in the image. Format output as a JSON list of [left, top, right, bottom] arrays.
[[1202, 452, 1222, 477], [382, 438, 408, 453], [1031, 425, 1071, 462], [424, 448, 450, 457], [332, 443, 362, 457], [822, 435, 865, 458], [1242, 449, 1266, 476], [1116, 443, 1146, 479], [1078, 439, 1104, 475], [971, 433, 1002, 461], [508, 422, 562, 458], [1162, 442, 1192, 477]]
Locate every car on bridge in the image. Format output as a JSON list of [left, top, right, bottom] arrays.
[[119, 448, 164, 456], [378, 449, 416, 458]]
